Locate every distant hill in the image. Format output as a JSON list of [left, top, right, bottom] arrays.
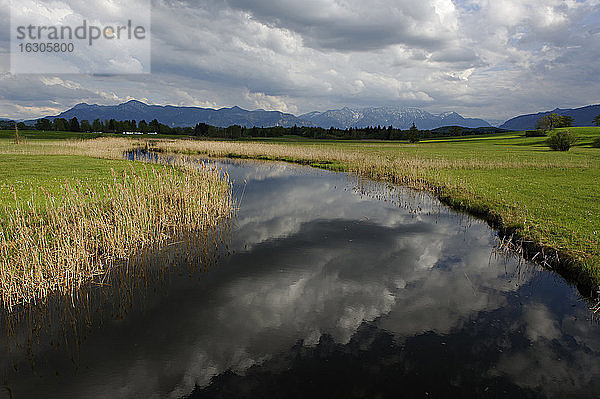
[[35, 100, 301, 128], [28, 101, 492, 130], [500, 104, 600, 130]]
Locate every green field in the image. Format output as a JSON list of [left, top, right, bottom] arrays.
[[0, 129, 177, 140], [0, 129, 105, 140], [0, 132, 155, 205], [0, 154, 144, 206]]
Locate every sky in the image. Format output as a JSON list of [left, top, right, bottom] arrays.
[[1, 0, 600, 123]]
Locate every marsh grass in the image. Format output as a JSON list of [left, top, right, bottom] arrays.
[[0, 158, 232, 311], [0, 136, 139, 159]]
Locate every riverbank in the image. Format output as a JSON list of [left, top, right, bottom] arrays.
[[0, 138, 233, 310], [149, 128, 600, 292]]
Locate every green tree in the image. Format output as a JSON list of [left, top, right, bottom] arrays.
[[138, 120, 148, 133], [34, 118, 52, 131], [148, 119, 160, 133], [537, 113, 572, 131], [557, 115, 573, 128], [594, 114, 600, 126], [121, 120, 137, 132], [114, 120, 125, 133], [194, 122, 210, 136], [92, 119, 103, 132], [80, 119, 92, 132], [52, 118, 67, 131], [407, 122, 420, 143], [537, 114, 558, 131], [107, 119, 116, 132], [158, 123, 171, 134], [68, 117, 80, 132], [449, 126, 463, 136], [226, 125, 242, 138]]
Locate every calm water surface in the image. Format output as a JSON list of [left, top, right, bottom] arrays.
[[1, 158, 600, 398]]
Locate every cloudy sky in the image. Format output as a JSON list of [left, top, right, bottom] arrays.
[[1, 0, 600, 122]]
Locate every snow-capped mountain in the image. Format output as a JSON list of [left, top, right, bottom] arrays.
[[301, 106, 491, 129]]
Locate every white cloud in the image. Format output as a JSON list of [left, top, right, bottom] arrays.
[[9, 0, 151, 74], [243, 90, 298, 114]]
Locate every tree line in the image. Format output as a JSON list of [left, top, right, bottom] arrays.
[[9, 117, 503, 141], [32, 117, 192, 134], [190, 122, 499, 141], [5, 111, 599, 141]]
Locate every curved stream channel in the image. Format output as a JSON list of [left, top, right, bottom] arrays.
[[2, 158, 600, 398]]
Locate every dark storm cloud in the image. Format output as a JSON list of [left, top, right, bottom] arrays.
[[429, 47, 479, 64], [222, 0, 457, 51]]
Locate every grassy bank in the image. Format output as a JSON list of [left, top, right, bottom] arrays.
[[150, 127, 600, 288], [0, 154, 147, 206], [0, 138, 233, 310]]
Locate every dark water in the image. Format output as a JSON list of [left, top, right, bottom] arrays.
[[2, 158, 600, 398]]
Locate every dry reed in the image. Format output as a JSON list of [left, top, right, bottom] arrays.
[[150, 139, 463, 195]]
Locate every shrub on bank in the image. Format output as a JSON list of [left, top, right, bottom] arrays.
[[546, 130, 576, 151]]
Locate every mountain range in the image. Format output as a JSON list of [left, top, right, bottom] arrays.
[[20, 101, 600, 130], [33, 100, 492, 130], [500, 104, 600, 130]]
